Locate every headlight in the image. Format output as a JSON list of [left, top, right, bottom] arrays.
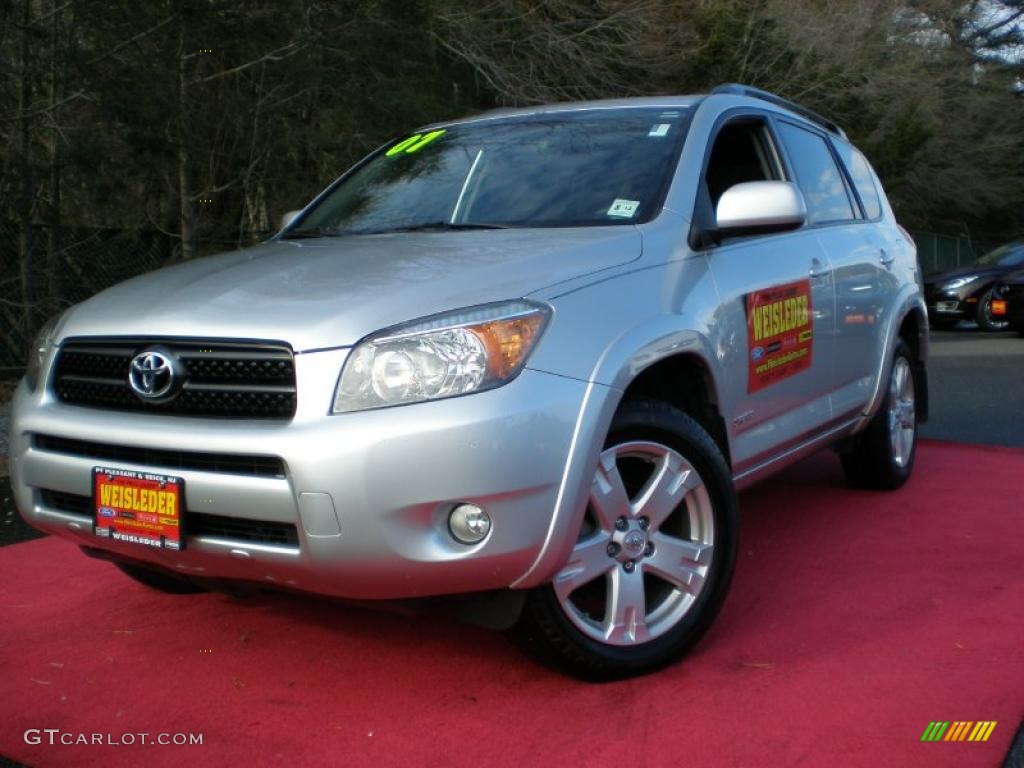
[[333, 300, 550, 413], [942, 275, 979, 290], [24, 314, 61, 392]]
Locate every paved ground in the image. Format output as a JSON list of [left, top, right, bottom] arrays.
[[920, 326, 1024, 448]]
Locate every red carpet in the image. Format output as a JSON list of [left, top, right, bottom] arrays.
[[1, 440, 1021, 767]]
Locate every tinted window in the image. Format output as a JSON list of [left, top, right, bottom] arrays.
[[834, 142, 882, 219], [704, 121, 781, 206], [293, 108, 689, 234], [777, 121, 856, 225]]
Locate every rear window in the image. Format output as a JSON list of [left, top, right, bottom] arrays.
[[834, 142, 883, 219]]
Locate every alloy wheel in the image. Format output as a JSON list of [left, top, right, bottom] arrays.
[[887, 357, 916, 468], [552, 441, 715, 646]]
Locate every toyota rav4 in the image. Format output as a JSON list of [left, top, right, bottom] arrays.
[[9, 84, 928, 679]]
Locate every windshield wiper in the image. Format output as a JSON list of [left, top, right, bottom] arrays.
[[352, 221, 514, 235]]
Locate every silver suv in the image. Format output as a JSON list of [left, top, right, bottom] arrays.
[[9, 84, 928, 679]]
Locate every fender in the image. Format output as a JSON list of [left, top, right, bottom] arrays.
[[513, 317, 725, 589], [853, 286, 929, 433]]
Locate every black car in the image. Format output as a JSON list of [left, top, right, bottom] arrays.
[[993, 268, 1024, 336], [924, 241, 1024, 331]]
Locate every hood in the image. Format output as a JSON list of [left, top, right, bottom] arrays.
[[59, 228, 641, 351], [925, 264, 1005, 285]]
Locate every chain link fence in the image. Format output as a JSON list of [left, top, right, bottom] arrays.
[[912, 231, 996, 276], [0, 224, 179, 373]]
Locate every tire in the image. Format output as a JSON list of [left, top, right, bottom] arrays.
[[513, 398, 739, 681], [975, 287, 1009, 332], [114, 562, 208, 594], [841, 339, 918, 490]]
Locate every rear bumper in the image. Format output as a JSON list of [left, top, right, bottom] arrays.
[[9, 354, 609, 599]]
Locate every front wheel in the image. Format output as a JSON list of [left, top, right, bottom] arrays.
[[513, 399, 739, 680], [841, 339, 918, 490], [975, 287, 1009, 331]]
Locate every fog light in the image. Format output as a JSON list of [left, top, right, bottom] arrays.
[[448, 503, 491, 544]]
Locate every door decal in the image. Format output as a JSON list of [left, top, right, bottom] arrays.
[[745, 278, 813, 393]]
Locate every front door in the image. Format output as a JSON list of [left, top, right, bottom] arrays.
[[698, 116, 838, 473]]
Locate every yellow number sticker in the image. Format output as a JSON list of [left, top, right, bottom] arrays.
[[385, 129, 446, 157]]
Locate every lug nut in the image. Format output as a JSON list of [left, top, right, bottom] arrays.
[[644, 542, 654, 557], [615, 516, 628, 531], [623, 560, 635, 573], [606, 542, 620, 557], [638, 517, 650, 530]]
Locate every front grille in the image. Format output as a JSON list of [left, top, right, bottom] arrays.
[[189, 511, 299, 546], [34, 434, 286, 478], [42, 489, 92, 516], [39, 489, 299, 547], [53, 339, 297, 419]]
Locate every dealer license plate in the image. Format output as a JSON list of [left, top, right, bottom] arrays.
[[93, 467, 185, 550]]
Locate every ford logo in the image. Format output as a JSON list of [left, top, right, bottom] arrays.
[[128, 348, 182, 401]]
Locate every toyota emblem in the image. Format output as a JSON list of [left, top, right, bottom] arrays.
[[128, 348, 182, 401]]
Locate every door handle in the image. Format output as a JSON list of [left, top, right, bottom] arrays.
[[808, 258, 828, 279], [879, 248, 895, 267]]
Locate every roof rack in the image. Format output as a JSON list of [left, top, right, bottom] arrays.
[[711, 83, 847, 140]]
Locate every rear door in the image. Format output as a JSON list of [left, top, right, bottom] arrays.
[[699, 114, 837, 473], [821, 137, 900, 418]]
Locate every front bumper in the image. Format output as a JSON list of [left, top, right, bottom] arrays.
[[924, 285, 969, 319], [9, 349, 609, 599]]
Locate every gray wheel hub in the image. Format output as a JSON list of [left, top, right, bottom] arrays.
[[553, 440, 715, 647], [887, 356, 916, 468]]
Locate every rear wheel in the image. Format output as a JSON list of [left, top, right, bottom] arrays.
[[841, 339, 917, 490], [514, 399, 738, 680], [975, 287, 1009, 331], [114, 562, 208, 594]]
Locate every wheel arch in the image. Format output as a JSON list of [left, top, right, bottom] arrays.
[[619, 352, 732, 469], [857, 290, 930, 431], [513, 326, 731, 590], [897, 305, 929, 424]]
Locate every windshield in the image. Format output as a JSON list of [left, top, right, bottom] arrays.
[[289, 107, 690, 235], [976, 243, 1024, 267]]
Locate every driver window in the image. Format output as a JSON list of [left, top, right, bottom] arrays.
[[705, 121, 782, 208]]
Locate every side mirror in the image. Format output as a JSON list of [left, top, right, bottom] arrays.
[[279, 210, 302, 230], [714, 181, 806, 239]]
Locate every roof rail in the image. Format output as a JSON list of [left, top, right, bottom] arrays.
[[711, 83, 847, 140]]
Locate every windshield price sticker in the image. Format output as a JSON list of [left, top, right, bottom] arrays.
[[607, 199, 640, 218], [745, 279, 814, 393]]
